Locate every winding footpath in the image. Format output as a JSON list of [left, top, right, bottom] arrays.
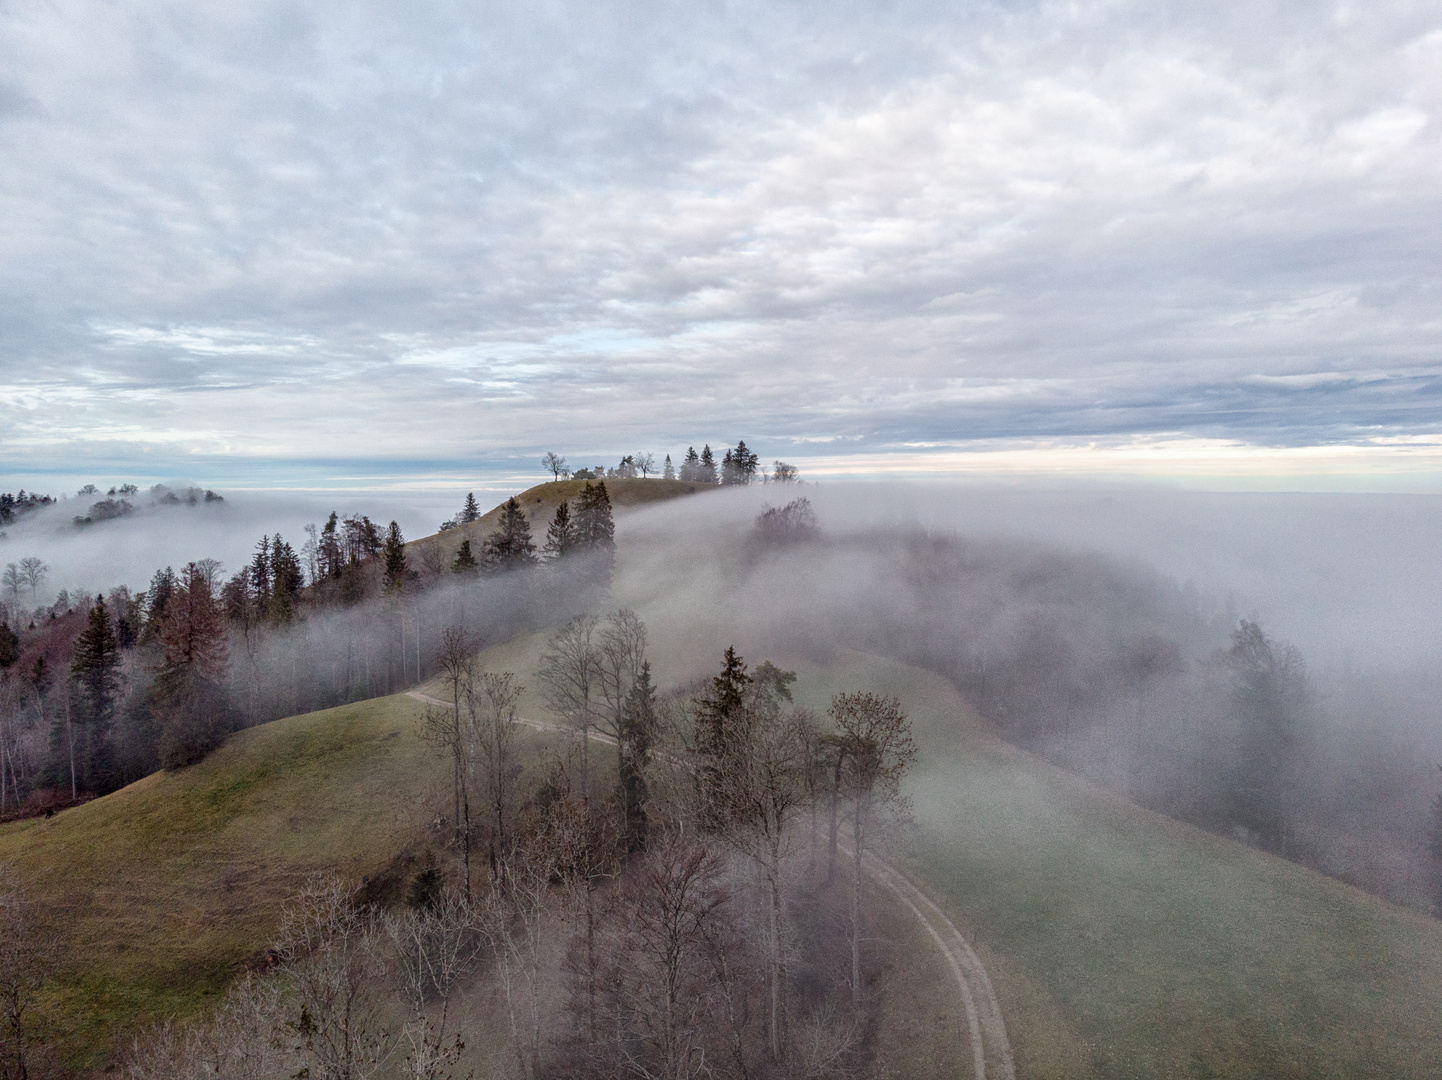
[[405, 689, 1015, 1079]]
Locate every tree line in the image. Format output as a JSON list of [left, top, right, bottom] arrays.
[[0, 487, 619, 817], [121, 613, 916, 1080], [538, 442, 800, 487]]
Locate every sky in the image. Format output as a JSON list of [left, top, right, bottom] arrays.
[[2, 0, 1441, 493]]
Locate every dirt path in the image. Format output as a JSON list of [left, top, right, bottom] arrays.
[[405, 689, 1015, 1079]]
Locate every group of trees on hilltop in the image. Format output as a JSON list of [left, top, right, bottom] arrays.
[[538, 443, 801, 486], [448, 481, 616, 587], [128, 619, 918, 1080]]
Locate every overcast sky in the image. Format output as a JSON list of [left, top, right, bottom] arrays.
[[2, 0, 1440, 492]]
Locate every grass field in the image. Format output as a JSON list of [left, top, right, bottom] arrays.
[[6, 628, 1442, 1076]]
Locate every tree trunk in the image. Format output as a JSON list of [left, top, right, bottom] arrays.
[[767, 859, 786, 1061], [827, 754, 843, 882], [851, 796, 865, 1007]]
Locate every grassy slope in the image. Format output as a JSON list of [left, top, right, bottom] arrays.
[[775, 650, 1442, 1080], [405, 477, 705, 570], [5, 627, 1442, 1076]]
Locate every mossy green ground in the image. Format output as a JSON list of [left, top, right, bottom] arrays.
[[4, 636, 1442, 1076]]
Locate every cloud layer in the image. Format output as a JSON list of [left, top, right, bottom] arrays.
[[2, 0, 1440, 486]]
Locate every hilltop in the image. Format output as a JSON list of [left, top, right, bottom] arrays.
[[404, 477, 707, 570]]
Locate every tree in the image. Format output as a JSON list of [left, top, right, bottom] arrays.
[[17, 560, 44, 604], [679, 447, 701, 483], [697, 446, 718, 485], [635, 452, 656, 479], [153, 563, 231, 768], [1226, 620, 1309, 852], [755, 498, 819, 544], [0, 626, 17, 670], [482, 498, 537, 574], [595, 610, 649, 842], [0, 870, 50, 1080], [662, 454, 674, 481], [459, 493, 481, 525], [320, 513, 343, 579], [465, 671, 523, 872], [730, 441, 759, 484], [452, 540, 478, 577], [618, 663, 657, 853], [1, 567, 20, 612], [542, 502, 577, 561], [536, 614, 601, 799], [70, 595, 122, 793], [828, 691, 915, 1005], [770, 461, 799, 483], [383, 522, 408, 591], [542, 452, 568, 481], [142, 566, 178, 642], [422, 628, 475, 897]]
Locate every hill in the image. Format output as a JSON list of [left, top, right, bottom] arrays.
[[405, 477, 707, 571]]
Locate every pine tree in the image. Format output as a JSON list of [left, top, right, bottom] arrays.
[[662, 454, 674, 481], [696, 647, 752, 825], [574, 482, 615, 549], [320, 513, 343, 579], [732, 440, 759, 483], [459, 492, 481, 524], [482, 497, 537, 573], [382, 521, 408, 590], [721, 448, 738, 485], [543, 501, 577, 561], [153, 564, 231, 768], [71, 595, 122, 792], [698, 445, 718, 484], [249, 536, 272, 612], [142, 566, 177, 642], [453, 540, 479, 576], [680, 446, 701, 482], [619, 661, 656, 852]]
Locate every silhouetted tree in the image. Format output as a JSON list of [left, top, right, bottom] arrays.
[[382, 521, 407, 591], [697, 446, 718, 485], [70, 595, 122, 792], [153, 563, 232, 768], [543, 452, 568, 480], [482, 498, 537, 574], [452, 540, 479, 577], [662, 454, 675, 481], [543, 502, 577, 561], [459, 492, 481, 525], [679, 447, 701, 482]]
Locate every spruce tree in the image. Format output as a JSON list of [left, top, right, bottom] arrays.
[[619, 661, 656, 852], [153, 564, 231, 768], [382, 521, 408, 590], [459, 492, 481, 524], [482, 497, 537, 573], [0, 623, 18, 668], [663, 454, 674, 481], [453, 540, 479, 576], [543, 501, 576, 561], [696, 647, 752, 825], [71, 595, 122, 792], [574, 482, 615, 549], [732, 440, 759, 483], [680, 446, 700, 482], [249, 536, 272, 612], [698, 445, 718, 484], [721, 448, 738, 485], [142, 566, 177, 642]]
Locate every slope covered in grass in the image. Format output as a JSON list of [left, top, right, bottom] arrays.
[[406, 477, 705, 570]]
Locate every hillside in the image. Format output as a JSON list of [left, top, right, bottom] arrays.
[[5, 627, 1442, 1074], [405, 477, 706, 571]]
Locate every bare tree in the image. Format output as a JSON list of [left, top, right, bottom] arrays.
[[828, 692, 915, 1006], [126, 976, 293, 1080], [594, 609, 647, 745], [387, 891, 479, 1080], [542, 452, 568, 481], [535, 614, 601, 799], [421, 628, 476, 896], [275, 875, 394, 1080], [0, 869, 48, 1080], [465, 671, 522, 872], [769, 461, 799, 483], [16, 560, 44, 604], [1, 567, 20, 613], [635, 452, 656, 479]]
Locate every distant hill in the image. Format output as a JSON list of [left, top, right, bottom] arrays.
[[405, 477, 707, 572]]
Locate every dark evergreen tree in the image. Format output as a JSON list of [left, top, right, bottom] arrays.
[[698, 445, 718, 484], [249, 536, 272, 613], [696, 647, 752, 826], [70, 595, 122, 792], [482, 497, 538, 573], [153, 563, 232, 768], [662, 454, 675, 481], [618, 660, 656, 852], [0, 623, 17, 668], [679, 446, 701, 482], [543, 501, 577, 561], [319, 513, 343, 579], [382, 521, 408, 590], [142, 566, 177, 642], [731, 440, 759, 483], [459, 492, 481, 524], [453, 540, 479, 576]]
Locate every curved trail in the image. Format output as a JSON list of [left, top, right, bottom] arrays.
[[404, 689, 1015, 1079]]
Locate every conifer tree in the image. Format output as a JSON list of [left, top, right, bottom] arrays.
[[543, 501, 577, 561], [619, 661, 656, 852], [249, 536, 272, 612], [679, 446, 700, 482], [153, 564, 231, 768], [574, 482, 615, 549], [382, 521, 407, 590], [320, 513, 343, 579], [732, 440, 759, 483], [698, 445, 718, 484], [453, 540, 479, 576], [71, 595, 122, 792], [142, 566, 177, 642], [482, 497, 537, 573], [459, 492, 481, 524], [662, 454, 674, 481]]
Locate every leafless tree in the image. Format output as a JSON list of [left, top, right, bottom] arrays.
[[465, 671, 522, 872], [387, 891, 479, 1080], [542, 452, 568, 481], [535, 614, 601, 799], [16, 560, 44, 604], [422, 628, 476, 896], [274, 875, 394, 1080], [126, 975, 293, 1080], [0, 869, 49, 1080], [595, 609, 647, 744], [828, 692, 915, 1006], [769, 461, 799, 484], [635, 452, 656, 479]]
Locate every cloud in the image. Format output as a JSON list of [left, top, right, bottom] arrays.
[[1, 0, 1440, 487]]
